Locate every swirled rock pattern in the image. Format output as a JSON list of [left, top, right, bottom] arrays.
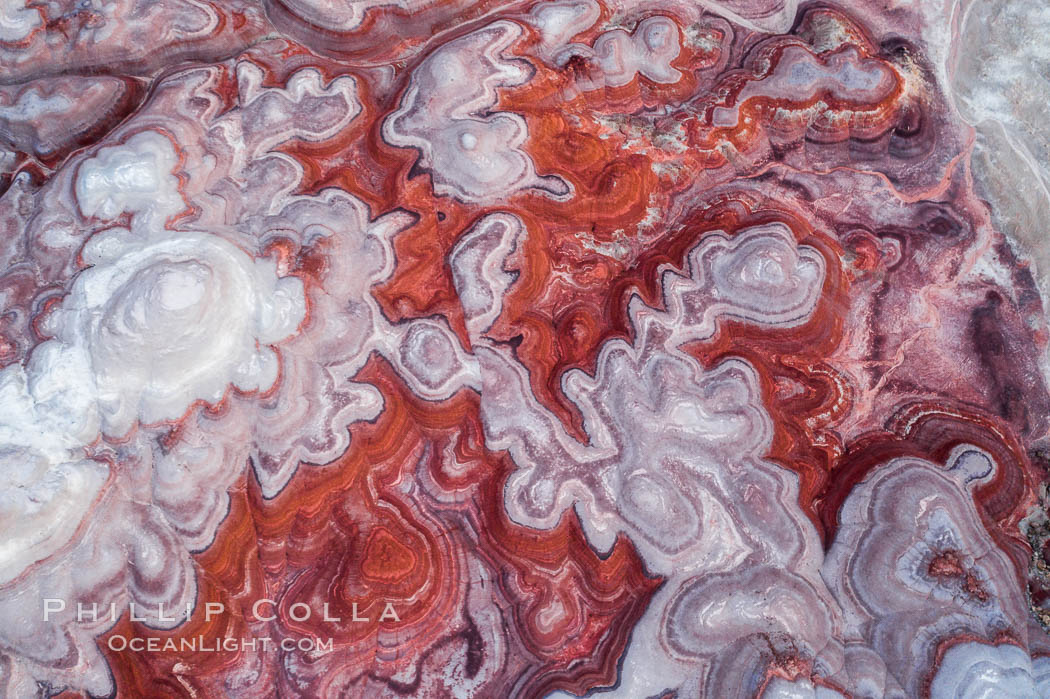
[[1, 1, 1049, 698]]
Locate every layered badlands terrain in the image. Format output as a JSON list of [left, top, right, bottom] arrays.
[[2, 0, 1050, 697]]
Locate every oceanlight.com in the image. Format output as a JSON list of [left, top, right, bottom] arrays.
[[42, 598, 403, 654], [106, 635, 334, 653]]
